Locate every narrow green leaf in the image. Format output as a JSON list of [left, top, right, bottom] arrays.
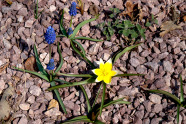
[[73, 37, 103, 42], [124, 20, 135, 28], [79, 85, 91, 113], [136, 24, 146, 39], [56, 72, 92, 77], [14, 67, 49, 82], [50, 81, 67, 114], [154, 19, 158, 25], [114, 73, 145, 77], [70, 18, 97, 38], [72, 40, 86, 57], [59, 9, 67, 37], [122, 30, 129, 37], [47, 77, 96, 91], [131, 30, 138, 39], [94, 120, 105, 124], [99, 82, 106, 116], [53, 79, 70, 84], [34, 45, 48, 76], [144, 89, 181, 104], [112, 43, 141, 63], [54, 42, 63, 75], [177, 104, 180, 124], [151, 14, 154, 20], [62, 116, 93, 124], [180, 75, 184, 103], [92, 83, 102, 108]]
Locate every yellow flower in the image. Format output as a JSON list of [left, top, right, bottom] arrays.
[[92, 58, 117, 84]]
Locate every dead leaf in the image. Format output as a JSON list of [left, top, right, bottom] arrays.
[[89, 4, 99, 16], [77, 0, 84, 15], [119, 0, 140, 20], [183, 16, 186, 22], [160, 21, 182, 37], [24, 56, 38, 72], [47, 99, 59, 110], [4, 0, 12, 5], [0, 62, 9, 73]]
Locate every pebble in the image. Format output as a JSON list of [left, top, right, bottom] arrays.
[[153, 104, 163, 113], [154, 78, 166, 88], [27, 95, 35, 104], [81, 24, 90, 36], [11, 2, 23, 10], [130, 58, 140, 67], [16, 15, 24, 22], [2, 6, 12, 14], [18, 8, 28, 16], [144, 62, 159, 72], [91, 0, 100, 6], [3, 38, 12, 50], [49, 5, 56, 12], [103, 53, 110, 61], [44, 108, 62, 117], [163, 61, 174, 73], [29, 85, 42, 96], [158, 52, 169, 60], [0, 12, 2, 21], [25, 18, 35, 28], [19, 103, 30, 111], [0, 80, 5, 94], [149, 94, 162, 104], [89, 44, 100, 55], [18, 117, 28, 124]]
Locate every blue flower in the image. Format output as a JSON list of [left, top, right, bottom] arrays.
[[44, 26, 56, 44], [68, 27, 73, 36], [47, 59, 55, 70], [69, 2, 77, 16]]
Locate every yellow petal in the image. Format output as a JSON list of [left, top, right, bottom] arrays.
[[103, 76, 112, 84], [104, 62, 112, 71], [95, 75, 103, 82], [92, 69, 102, 75], [99, 59, 104, 69], [110, 70, 117, 76]]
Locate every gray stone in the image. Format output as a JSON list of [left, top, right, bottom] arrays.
[[136, 65, 147, 74], [81, 24, 90, 36], [32, 119, 42, 124], [144, 62, 159, 72], [135, 110, 144, 119], [2, 6, 12, 13], [49, 5, 56, 12], [25, 18, 35, 28], [151, 118, 161, 124], [44, 92, 53, 101], [163, 61, 174, 73], [16, 15, 24, 22], [18, 8, 28, 16], [149, 94, 162, 104], [27, 95, 35, 104], [19, 103, 30, 110], [11, 2, 23, 10], [134, 116, 142, 124], [143, 100, 152, 111], [89, 44, 100, 55], [29, 85, 41, 96], [154, 79, 166, 88], [0, 79, 5, 94], [0, 12, 2, 21], [153, 46, 160, 54], [140, 50, 150, 57], [130, 58, 140, 67], [3, 38, 12, 50], [63, 101, 74, 110], [18, 117, 28, 124], [153, 104, 163, 113], [44, 108, 62, 117], [158, 52, 169, 60]]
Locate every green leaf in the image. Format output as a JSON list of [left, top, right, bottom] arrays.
[[94, 120, 105, 124], [50, 81, 67, 114], [112, 43, 141, 63], [62, 116, 93, 124], [114, 73, 145, 77], [177, 104, 180, 124], [108, 27, 114, 36], [72, 40, 86, 57], [154, 19, 158, 25], [70, 18, 97, 38], [53, 79, 70, 84], [145, 22, 151, 27], [99, 82, 106, 116], [14, 67, 49, 82], [54, 42, 63, 75], [92, 83, 102, 108], [116, 24, 124, 28], [73, 37, 103, 42], [56, 73, 93, 77], [131, 30, 138, 39], [80, 85, 91, 113], [136, 24, 146, 39], [59, 9, 67, 37], [109, 14, 114, 18], [180, 75, 184, 103], [151, 14, 154, 20], [122, 30, 129, 37], [70, 40, 85, 58], [47, 77, 96, 91], [34, 45, 48, 76], [124, 20, 135, 29], [144, 89, 181, 104]]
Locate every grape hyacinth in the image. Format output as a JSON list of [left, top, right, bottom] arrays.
[[69, 2, 77, 16], [44, 26, 56, 44], [67, 27, 73, 36], [47, 59, 55, 70]]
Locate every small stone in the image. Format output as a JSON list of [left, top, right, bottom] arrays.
[[0, 12, 2, 21], [163, 61, 174, 73], [154, 78, 166, 88], [153, 104, 163, 113], [40, 52, 47, 60], [63, 101, 74, 110], [47, 99, 59, 110], [154, 37, 163, 43], [16, 15, 24, 22], [89, 44, 100, 55], [144, 62, 159, 72], [0, 80, 5, 94], [151, 118, 161, 124], [44, 108, 62, 117], [29, 85, 41, 96], [11, 2, 23, 10], [3, 38, 12, 50], [27, 95, 35, 104], [2, 7, 12, 14], [81, 24, 90, 36], [49, 5, 56, 12], [158, 52, 169, 60], [32, 119, 42, 124], [103, 53, 110, 61], [44, 92, 53, 101], [18, 117, 28, 124], [18, 8, 28, 16], [130, 58, 140, 67], [149, 94, 162, 104], [136, 65, 147, 74], [140, 50, 150, 57], [19, 103, 30, 110], [173, 47, 180, 54], [91, 0, 100, 6], [152, 46, 160, 54], [25, 18, 35, 28]]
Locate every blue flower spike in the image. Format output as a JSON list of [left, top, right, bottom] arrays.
[[68, 27, 73, 36], [47, 59, 55, 70], [69, 2, 77, 16], [44, 26, 56, 44]]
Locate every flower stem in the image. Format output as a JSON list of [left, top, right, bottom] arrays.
[[56, 72, 92, 77], [70, 16, 73, 27], [92, 83, 102, 108], [49, 44, 51, 60]]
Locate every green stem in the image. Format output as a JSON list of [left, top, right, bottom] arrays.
[[49, 44, 51, 60], [70, 16, 73, 27], [56, 73, 93, 77], [92, 83, 102, 108], [56, 35, 66, 37], [177, 104, 180, 124], [79, 85, 91, 113], [99, 82, 106, 117], [50, 81, 67, 114]]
